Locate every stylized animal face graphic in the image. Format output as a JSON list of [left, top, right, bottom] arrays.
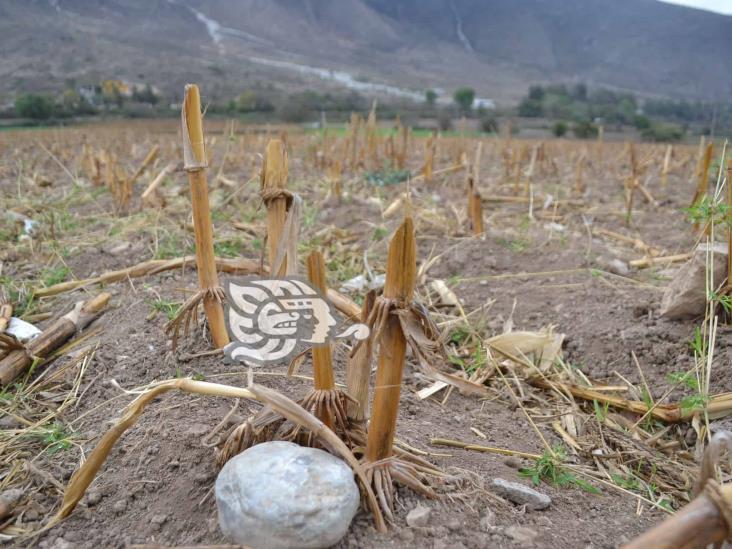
[[224, 278, 361, 365]]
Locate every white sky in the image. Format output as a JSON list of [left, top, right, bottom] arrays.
[[658, 0, 732, 15]]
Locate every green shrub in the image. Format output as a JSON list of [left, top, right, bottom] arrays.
[[552, 121, 568, 137], [15, 93, 55, 120]]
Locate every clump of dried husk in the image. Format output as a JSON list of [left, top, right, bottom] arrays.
[[46, 377, 386, 533], [625, 431, 732, 549], [165, 84, 229, 350], [0, 293, 110, 385]]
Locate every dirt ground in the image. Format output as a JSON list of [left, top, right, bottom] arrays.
[[0, 122, 724, 548]]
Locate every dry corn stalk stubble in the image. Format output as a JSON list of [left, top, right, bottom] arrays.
[[361, 217, 438, 521], [0, 293, 111, 385], [166, 84, 229, 350]]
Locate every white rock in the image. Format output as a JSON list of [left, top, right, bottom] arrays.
[[491, 478, 551, 510], [7, 317, 41, 343], [215, 441, 360, 549], [660, 243, 727, 320], [406, 505, 432, 527]]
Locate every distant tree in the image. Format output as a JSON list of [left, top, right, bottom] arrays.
[[633, 114, 651, 130], [15, 93, 54, 120], [518, 98, 543, 117], [437, 111, 452, 131], [453, 87, 475, 113], [101, 80, 125, 108], [425, 89, 437, 106], [528, 85, 545, 101], [480, 113, 499, 133], [572, 83, 588, 101], [641, 122, 684, 142], [552, 121, 568, 137], [237, 90, 274, 113], [132, 84, 158, 105], [572, 120, 599, 139]]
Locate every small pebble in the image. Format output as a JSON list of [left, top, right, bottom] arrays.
[[406, 506, 432, 528], [111, 499, 127, 514]]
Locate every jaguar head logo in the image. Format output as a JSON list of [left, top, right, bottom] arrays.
[[224, 278, 367, 365]]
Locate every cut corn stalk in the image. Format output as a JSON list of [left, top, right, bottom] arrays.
[[166, 84, 228, 349], [0, 293, 110, 385]]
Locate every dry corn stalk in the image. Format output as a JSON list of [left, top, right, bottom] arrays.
[[529, 376, 732, 423], [360, 218, 441, 520], [660, 144, 673, 190], [691, 142, 714, 208], [0, 290, 11, 334], [303, 250, 351, 432], [140, 162, 175, 209], [166, 84, 229, 349], [727, 163, 732, 297], [466, 157, 484, 236], [46, 378, 386, 533], [0, 293, 110, 385], [127, 144, 159, 187], [366, 100, 378, 169], [624, 432, 732, 549], [30, 255, 360, 319], [422, 135, 436, 182], [261, 139, 298, 277], [346, 290, 376, 425]]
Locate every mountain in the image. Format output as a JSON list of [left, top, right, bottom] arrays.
[[1, 0, 730, 105]]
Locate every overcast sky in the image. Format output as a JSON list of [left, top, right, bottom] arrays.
[[658, 0, 732, 15]]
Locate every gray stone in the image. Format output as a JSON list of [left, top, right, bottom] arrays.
[[606, 258, 630, 276], [506, 526, 538, 544], [491, 478, 551, 510], [111, 499, 127, 514], [406, 505, 432, 528], [660, 243, 727, 319], [215, 441, 359, 549]]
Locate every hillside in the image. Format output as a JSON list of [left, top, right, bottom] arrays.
[[1, 0, 730, 104]]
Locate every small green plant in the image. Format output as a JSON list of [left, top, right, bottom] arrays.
[[1, 277, 36, 318], [449, 326, 471, 346], [448, 346, 487, 375], [689, 326, 706, 357], [214, 238, 243, 258], [707, 290, 732, 314], [154, 234, 185, 259], [593, 399, 609, 423], [685, 195, 732, 228], [667, 370, 710, 413], [34, 421, 74, 454], [364, 168, 410, 187], [41, 265, 70, 287], [372, 225, 389, 241], [611, 473, 642, 492], [149, 298, 181, 321], [497, 237, 529, 253], [519, 445, 600, 494]]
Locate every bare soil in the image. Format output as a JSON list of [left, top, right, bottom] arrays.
[[0, 123, 722, 548]]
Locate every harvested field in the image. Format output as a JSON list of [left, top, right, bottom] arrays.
[[0, 113, 730, 548]]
